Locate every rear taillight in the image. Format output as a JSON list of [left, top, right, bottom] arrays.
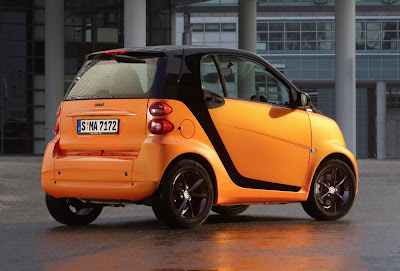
[[53, 121, 59, 135], [149, 102, 173, 116], [104, 49, 127, 55], [148, 119, 174, 134], [54, 104, 61, 135], [56, 105, 61, 118]]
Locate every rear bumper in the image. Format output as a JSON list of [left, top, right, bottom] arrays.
[[41, 138, 160, 202], [41, 178, 158, 202]]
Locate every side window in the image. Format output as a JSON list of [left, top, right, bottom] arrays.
[[217, 55, 291, 106], [200, 55, 224, 96]]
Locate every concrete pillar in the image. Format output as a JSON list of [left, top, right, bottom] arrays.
[[335, 0, 356, 156], [238, 0, 256, 53], [44, 0, 64, 144], [171, 6, 176, 45], [376, 80, 387, 160], [124, 0, 146, 47], [182, 13, 191, 45]]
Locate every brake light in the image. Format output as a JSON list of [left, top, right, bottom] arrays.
[[54, 105, 61, 135], [104, 49, 127, 55], [56, 105, 61, 118], [53, 121, 59, 135], [149, 102, 173, 116], [148, 119, 174, 134]]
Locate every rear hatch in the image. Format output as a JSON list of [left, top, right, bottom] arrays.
[[59, 51, 166, 153]]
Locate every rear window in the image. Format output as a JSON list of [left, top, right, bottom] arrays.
[[65, 54, 165, 100]]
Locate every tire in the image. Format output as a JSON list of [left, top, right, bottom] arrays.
[[45, 193, 103, 226], [301, 159, 356, 221], [152, 160, 214, 229], [212, 205, 249, 216]]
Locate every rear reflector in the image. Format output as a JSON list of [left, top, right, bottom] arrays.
[[149, 102, 173, 116], [53, 121, 59, 135], [104, 49, 127, 55], [148, 119, 174, 134], [56, 105, 61, 118]]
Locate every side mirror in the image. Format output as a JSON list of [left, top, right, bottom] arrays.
[[297, 92, 311, 108]]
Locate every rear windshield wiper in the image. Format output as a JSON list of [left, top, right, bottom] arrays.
[[111, 55, 146, 63]]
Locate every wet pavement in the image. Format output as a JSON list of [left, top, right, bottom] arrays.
[[0, 157, 399, 270]]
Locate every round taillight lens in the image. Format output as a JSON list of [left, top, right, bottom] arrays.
[[53, 121, 60, 135], [149, 103, 173, 116], [148, 119, 174, 134]]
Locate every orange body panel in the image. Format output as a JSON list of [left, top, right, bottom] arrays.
[[209, 99, 311, 187]]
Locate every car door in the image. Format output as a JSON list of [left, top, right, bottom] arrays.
[[201, 54, 311, 189]]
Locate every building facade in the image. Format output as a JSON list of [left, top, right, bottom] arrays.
[[1, 0, 398, 159], [177, 0, 400, 158], [0, 0, 175, 155]]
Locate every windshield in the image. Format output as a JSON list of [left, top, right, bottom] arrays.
[[65, 55, 165, 100]]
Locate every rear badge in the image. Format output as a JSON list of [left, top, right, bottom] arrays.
[[95, 103, 104, 107]]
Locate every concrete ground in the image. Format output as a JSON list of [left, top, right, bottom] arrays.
[[0, 157, 399, 270]]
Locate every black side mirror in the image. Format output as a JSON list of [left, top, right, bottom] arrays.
[[204, 89, 225, 109], [297, 92, 311, 108]]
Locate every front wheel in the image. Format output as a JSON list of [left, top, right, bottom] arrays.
[[152, 160, 214, 229], [45, 193, 103, 226], [301, 159, 356, 221]]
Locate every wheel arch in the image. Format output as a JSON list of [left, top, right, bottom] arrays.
[[318, 153, 356, 178], [160, 153, 218, 204]]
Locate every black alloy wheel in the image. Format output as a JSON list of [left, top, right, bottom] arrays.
[[45, 193, 103, 226], [152, 160, 214, 228], [302, 159, 356, 221]]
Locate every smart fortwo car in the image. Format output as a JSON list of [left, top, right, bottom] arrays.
[[42, 46, 358, 228]]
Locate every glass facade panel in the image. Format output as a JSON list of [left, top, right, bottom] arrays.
[[302, 32, 316, 40], [270, 32, 283, 41], [318, 22, 332, 31], [286, 22, 299, 31], [301, 42, 316, 50], [286, 32, 299, 41], [191, 23, 204, 32], [301, 22, 316, 31], [257, 22, 268, 31], [269, 22, 283, 31], [269, 42, 283, 50], [257, 33, 268, 41], [222, 23, 236, 32], [318, 32, 332, 40], [383, 22, 397, 30], [205, 23, 220, 32], [367, 22, 380, 31], [286, 42, 300, 50]]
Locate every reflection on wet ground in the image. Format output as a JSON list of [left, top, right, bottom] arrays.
[[1, 159, 400, 270], [39, 215, 365, 270]]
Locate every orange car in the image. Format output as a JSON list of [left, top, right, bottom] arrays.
[[42, 46, 358, 228]]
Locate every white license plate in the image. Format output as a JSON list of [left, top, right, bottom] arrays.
[[77, 119, 119, 134]]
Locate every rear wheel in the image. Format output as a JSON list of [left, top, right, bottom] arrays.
[[152, 160, 214, 228], [212, 205, 249, 216], [45, 193, 103, 226], [301, 159, 356, 221]]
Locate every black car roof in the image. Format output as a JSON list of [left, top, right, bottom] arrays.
[[87, 45, 265, 62]]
